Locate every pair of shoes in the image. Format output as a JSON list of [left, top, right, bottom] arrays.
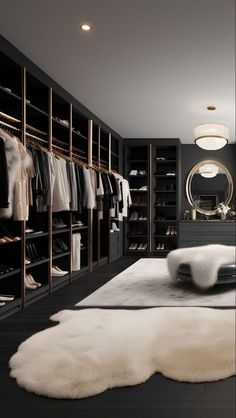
[[51, 265, 68, 276], [139, 185, 148, 191], [0, 264, 14, 275], [110, 222, 120, 233], [0, 222, 21, 243], [0, 234, 20, 244], [166, 226, 177, 236], [25, 226, 34, 233], [129, 242, 147, 250], [0, 294, 15, 301], [129, 170, 138, 176], [166, 171, 176, 176], [25, 274, 41, 289], [156, 243, 165, 250], [129, 227, 144, 235], [72, 220, 84, 227], [26, 243, 45, 262], [155, 199, 167, 206], [52, 239, 69, 255], [52, 218, 67, 229]]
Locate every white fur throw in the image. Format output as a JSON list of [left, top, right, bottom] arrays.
[[9, 307, 235, 399], [167, 245, 236, 289]]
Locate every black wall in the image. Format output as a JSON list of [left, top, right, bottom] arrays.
[[180, 144, 236, 217]]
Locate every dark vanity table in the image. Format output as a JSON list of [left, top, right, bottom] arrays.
[[179, 220, 236, 247], [181, 158, 235, 247]]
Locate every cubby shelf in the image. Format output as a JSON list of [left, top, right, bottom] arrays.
[[0, 268, 21, 281], [52, 252, 70, 261], [26, 258, 49, 269], [26, 232, 49, 240], [0, 85, 21, 101], [52, 228, 70, 235]]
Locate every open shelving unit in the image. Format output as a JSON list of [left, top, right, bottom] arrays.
[[0, 40, 122, 320], [124, 140, 180, 256]]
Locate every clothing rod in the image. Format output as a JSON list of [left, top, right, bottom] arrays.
[[0, 120, 21, 131], [26, 132, 48, 143], [0, 111, 21, 123]]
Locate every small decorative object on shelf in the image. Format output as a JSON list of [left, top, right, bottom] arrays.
[[183, 210, 190, 221], [216, 202, 231, 220], [191, 198, 201, 220]]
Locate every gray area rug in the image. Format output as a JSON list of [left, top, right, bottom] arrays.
[[76, 258, 235, 307]]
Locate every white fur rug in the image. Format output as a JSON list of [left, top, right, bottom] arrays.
[[167, 245, 236, 289], [76, 259, 235, 307], [9, 307, 235, 399]]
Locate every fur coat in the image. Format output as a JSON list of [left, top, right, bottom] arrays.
[[0, 128, 31, 219]]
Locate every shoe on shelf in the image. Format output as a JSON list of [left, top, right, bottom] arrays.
[[25, 227, 34, 233], [137, 243, 143, 250], [0, 294, 15, 301], [132, 243, 138, 250], [24, 275, 37, 290], [27, 274, 42, 288], [129, 243, 134, 250], [142, 243, 148, 250], [51, 266, 68, 276], [52, 265, 68, 276], [129, 170, 138, 176], [166, 226, 171, 236], [111, 222, 120, 232], [139, 185, 148, 191]]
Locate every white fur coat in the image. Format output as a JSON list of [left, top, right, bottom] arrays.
[[167, 244, 236, 289], [0, 128, 30, 219]]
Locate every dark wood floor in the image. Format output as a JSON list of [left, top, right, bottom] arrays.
[[0, 257, 235, 418]]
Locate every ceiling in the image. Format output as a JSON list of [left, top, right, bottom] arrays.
[[1, 0, 235, 143]]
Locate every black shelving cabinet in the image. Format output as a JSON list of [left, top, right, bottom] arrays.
[[124, 139, 180, 256], [152, 143, 179, 256], [0, 36, 123, 319]]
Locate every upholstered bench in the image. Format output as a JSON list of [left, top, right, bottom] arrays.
[[177, 263, 236, 285]]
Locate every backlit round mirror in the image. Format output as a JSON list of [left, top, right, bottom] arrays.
[[186, 160, 234, 215]]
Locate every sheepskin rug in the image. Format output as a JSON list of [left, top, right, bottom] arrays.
[[9, 307, 235, 399], [167, 245, 236, 289]]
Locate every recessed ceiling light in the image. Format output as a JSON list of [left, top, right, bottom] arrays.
[[207, 106, 216, 111], [80, 23, 92, 32]]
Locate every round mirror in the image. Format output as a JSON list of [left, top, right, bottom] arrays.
[[186, 160, 234, 215]]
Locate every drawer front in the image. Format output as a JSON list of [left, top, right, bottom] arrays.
[[179, 222, 236, 248]]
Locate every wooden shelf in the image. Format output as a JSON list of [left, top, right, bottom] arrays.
[[27, 101, 48, 117], [52, 252, 70, 261], [52, 228, 70, 235], [26, 258, 49, 269], [0, 268, 21, 282], [0, 85, 21, 101], [26, 232, 48, 240]]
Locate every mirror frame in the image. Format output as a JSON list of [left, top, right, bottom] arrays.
[[186, 159, 234, 216]]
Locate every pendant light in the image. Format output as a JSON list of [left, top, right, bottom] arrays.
[[194, 106, 229, 150], [194, 123, 229, 150]]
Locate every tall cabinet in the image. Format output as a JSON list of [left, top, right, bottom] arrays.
[[124, 139, 180, 256]]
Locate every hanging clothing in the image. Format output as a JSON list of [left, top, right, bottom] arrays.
[[82, 167, 96, 209], [13, 142, 33, 221], [52, 157, 70, 212], [0, 136, 9, 208], [66, 161, 78, 211], [72, 233, 81, 271], [0, 129, 23, 219]]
